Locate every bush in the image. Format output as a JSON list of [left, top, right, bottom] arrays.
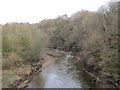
[[2, 53, 22, 69]]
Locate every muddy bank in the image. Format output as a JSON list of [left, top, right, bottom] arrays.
[[40, 50, 62, 68], [74, 52, 119, 88], [9, 49, 61, 88], [9, 63, 42, 88]]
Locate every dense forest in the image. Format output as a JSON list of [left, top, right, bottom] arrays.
[[2, 2, 119, 88]]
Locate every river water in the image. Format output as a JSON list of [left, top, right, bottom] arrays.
[[28, 50, 95, 88]]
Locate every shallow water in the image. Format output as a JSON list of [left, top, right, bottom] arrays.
[[28, 50, 94, 88]]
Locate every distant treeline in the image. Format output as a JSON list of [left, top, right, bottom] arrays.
[[2, 2, 119, 88]]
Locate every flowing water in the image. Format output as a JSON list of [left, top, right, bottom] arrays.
[[28, 50, 95, 88]]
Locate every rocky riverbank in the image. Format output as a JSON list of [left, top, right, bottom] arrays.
[[10, 63, 42, 88], [8, 49, 62, 88]]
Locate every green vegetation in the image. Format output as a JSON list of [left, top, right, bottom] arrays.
[[2, 23, 48, 87], [2, 2, 118, 88]]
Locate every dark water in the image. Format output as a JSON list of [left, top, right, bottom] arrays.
[[28, 50, 94, 88]]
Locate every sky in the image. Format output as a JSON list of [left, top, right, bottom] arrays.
[[0, 0, 110, 24]]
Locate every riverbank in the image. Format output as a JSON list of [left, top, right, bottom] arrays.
[[71, 50, 119, 88], [40, 50, 62, 68], [3, 49, 61, 88]]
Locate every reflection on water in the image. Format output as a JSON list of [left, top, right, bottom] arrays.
[[28, 73, 45, 88], [28, 51, 93, 88]]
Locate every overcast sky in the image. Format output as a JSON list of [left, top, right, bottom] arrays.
[[0, 0, 110, 24]]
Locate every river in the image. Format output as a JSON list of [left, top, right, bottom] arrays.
[[28, 50, 95, 88]]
